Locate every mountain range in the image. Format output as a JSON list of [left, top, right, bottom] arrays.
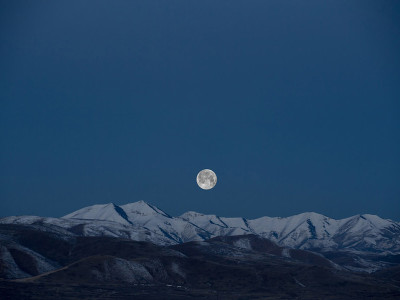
[[1, 201, 400, 299], [1, 200, 400, 274]]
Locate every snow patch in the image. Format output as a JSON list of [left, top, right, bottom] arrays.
[[294, 277, 306, 287], [281, 248, 291, 258], [233, 238, 252, 250], [171, 262, 186, 278]]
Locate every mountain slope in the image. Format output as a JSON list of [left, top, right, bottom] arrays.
[[1, 225, 399, 299]]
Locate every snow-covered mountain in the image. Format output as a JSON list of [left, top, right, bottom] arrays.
[[1, 200, 399, 255], [64, 203, 132, 225], [181, 210, 400, 254]]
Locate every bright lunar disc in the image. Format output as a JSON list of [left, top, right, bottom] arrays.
[[196, 169, 217, 190]]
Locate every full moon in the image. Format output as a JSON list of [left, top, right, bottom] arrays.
[[196, 169, 217, 190]]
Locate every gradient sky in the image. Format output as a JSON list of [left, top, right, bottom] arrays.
[[1, 1, 399, 220]]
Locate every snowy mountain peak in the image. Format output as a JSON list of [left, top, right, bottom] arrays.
[[179, 211, 205, 220], [289, 212, 329, 222], [120, 201, 171, 219], [63, 201, 172, 226], [63, 203, 132, 225], [357, 214, 391, 227], [338, 213, 395, 235]]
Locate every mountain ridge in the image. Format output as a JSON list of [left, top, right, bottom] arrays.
[[64, 200, 396, 221], [2, 201, 399, 253]]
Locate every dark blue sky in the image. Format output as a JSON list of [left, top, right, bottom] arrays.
[[1, 1, 399, 220]]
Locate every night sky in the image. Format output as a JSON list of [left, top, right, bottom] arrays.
[[1, 1, 399, 220]]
